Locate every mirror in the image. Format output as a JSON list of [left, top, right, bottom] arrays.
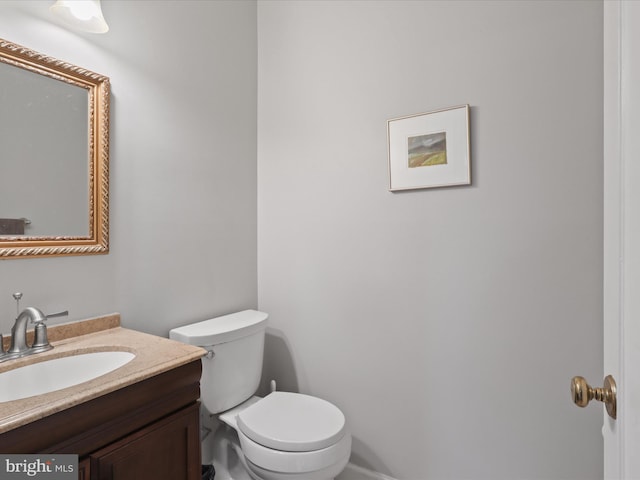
[[0, 38, 109, 259]]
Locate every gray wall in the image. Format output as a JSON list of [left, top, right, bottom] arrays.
[[0, 1, 604, 479], [257, 1, 604, 479], [0, 1, 257, 335]]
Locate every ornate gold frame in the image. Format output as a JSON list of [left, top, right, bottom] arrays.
[[0, 39, 110, 259]]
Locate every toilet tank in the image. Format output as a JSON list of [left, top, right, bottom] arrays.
[[169, 310, 268, 414]]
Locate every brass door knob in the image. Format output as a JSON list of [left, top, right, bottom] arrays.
[[571, 375, 617, 420]]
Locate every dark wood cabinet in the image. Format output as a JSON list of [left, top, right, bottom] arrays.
[[90, 403, 200, 480], [0, 360, 202, 480], [79, 458, 91, 480]]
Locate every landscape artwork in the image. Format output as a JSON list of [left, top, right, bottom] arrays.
[[388, 105, 469, 190], [407, 132, 447, 168]]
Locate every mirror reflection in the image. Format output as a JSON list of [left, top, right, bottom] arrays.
[[0, 38, 110, 258], [0, 61, 89, 237]]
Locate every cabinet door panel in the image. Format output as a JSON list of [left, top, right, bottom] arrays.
[[91, 404, 200, 480], [78, 458, 90, 480]]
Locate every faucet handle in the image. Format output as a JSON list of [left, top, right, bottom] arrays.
[[44, 310, 68, 320], [31, 322, 52, 350], [31, 309, 63, 351]]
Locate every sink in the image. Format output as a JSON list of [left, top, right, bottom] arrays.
[[0, 351, 135, 403]]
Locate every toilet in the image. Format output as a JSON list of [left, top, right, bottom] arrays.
[[169, 310, 351, 480]]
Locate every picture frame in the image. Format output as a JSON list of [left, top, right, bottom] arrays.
[[387, 104, 470, 191]]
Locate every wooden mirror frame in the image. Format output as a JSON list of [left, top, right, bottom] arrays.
[[0, 39, 110, 259]]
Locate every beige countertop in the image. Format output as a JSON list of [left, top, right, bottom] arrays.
[[0, 314, 205, 434]]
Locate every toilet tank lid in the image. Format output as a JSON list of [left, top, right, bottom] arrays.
[[169, 310, 268, 346]]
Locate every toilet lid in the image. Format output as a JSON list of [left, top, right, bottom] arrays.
[[237, 391, 347, 452]]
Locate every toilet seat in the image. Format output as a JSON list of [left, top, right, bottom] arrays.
[[237, 391, 347, 452]]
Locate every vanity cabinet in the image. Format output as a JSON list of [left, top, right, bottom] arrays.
[[79, 459, 90, 480], [89, 403, 199, 480], [0, 360, 202, 480]]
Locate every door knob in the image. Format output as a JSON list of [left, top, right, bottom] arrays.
[[571, 375, 617, 420]]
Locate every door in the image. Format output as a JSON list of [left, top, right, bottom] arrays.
[[603, 1, 640, 477]]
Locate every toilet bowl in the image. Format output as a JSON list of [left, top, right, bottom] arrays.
[[220, 392, 351, 480], [169, 310, 351, 480]]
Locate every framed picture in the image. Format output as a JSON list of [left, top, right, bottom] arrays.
[[387, 104, 470, 191]]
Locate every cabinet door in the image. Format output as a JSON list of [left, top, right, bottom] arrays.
[[78, 458, 90, 480], [90, 404, 200, 480]]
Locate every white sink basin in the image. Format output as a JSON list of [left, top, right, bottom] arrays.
[[0, 351, 135, 403]]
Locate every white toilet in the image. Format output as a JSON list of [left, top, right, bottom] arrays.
[[169, 310, 351, 480]]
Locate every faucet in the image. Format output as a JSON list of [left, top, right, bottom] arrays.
[[0, 293, 69, 362], [8, 307, 49, 356]]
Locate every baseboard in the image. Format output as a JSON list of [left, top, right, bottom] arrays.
[[336, 462, 398, 480]]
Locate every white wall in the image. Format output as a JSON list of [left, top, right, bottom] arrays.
[[0, 1, 257, 335], [257, 1, 604, 479]]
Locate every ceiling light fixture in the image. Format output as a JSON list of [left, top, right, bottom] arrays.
[[50, 0, 109, 34]]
